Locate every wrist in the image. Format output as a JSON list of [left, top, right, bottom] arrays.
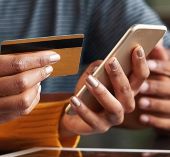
[[59, 114, 78, 142]]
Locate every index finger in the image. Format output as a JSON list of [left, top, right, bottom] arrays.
[[0, 51, 60, 76]]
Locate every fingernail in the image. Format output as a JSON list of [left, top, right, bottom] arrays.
[[137, 46, 144, 58], [109, 58, 118, 71], [140, 115, 149, 123], [139, 98, 150, 109], [38, 85, 41, 93], [140, 82, 149, 93], [49, 54, 60, 63], [71, 96, 81, 107], [147, 60, 157, 70], [45, 66, 53, 75], [86, 75, 99, 88]]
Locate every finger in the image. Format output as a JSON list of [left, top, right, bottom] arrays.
[[70, 96, 112, 133], [140, 114, 170, 130], [139, 97, 170, 114], [129, 46, 150, 94], [85, 75, 124, 123], [147, 60, 170, 76], [148, 42, 169, 60], [140, 80, 170, 97], [0, 84, 40, 115], [0, 51, 60, 76], [0, 85, 41, 124], [148, 73, 169, 82], [0, 65, 53, 96], [75, 60, 102, 93], [22, 85, 41, 115], [105, 57, 135, 113], [84, 60, 102, 76]]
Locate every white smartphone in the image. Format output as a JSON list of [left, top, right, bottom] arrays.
[[66, 24, 167, 114]]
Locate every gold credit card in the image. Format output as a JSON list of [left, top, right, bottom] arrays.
[[0, 34, 84, 77]]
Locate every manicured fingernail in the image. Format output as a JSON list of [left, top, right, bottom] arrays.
[[71, 97, 81, 107], [109, 58, 118, 71], [137, 46, 144, 58], [45, 66, 53, 75], [140, 82, 149, 93], [38, 85, 41, 93], [49, 53, 60, 63], [86, 75, 99, 88], [147, 60, 157, 70], [140, 115, 149, 123], [139, 98, 150, 109]]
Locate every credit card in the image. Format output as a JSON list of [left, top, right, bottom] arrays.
[[0, 34, 84, 77]]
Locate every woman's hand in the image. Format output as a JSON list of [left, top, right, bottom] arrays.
[[60, 46, 149, 138], [0, 51, 60, 123], [138, 44, 170, 131]]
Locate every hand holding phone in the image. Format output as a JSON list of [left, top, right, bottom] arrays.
[[66, 24, 167, 115]]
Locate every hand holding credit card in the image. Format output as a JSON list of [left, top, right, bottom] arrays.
[[0, 34, 84, 77]]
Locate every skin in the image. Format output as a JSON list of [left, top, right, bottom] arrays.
[[138, 43, 170, 131], [60, 46, 150, 139], [0, 50, 60, 123]]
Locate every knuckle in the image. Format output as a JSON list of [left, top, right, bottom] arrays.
[[145, 68, 150, 78], [39, 68, 47, 79], [106, 107, 124, 125], [140, 69, 150, 80], [11, 57, 26, 72], [115, 115, 124, 125], [119, 84, 131, 94], [125, 99, 135, 113], [17, 95, 30, 115], [38, 56, 49, 66], [22, 96, 40, 115], [95, 85, 108, 97], [148, 99, 154, 109], [112, 111, 124, 125], [15, 76, 28, 92], [149, 117, 159, 127], [109, 105, 123, 115], [79, 106, 88, 115], [110, 70, 122, 78], [90, 120, 100, 130], [150, 82, 158, 93], [77, 105, 91, 118]]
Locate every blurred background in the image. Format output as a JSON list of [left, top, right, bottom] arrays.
[[147, 0, 170, 26], [78, 0, 170, 149]]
